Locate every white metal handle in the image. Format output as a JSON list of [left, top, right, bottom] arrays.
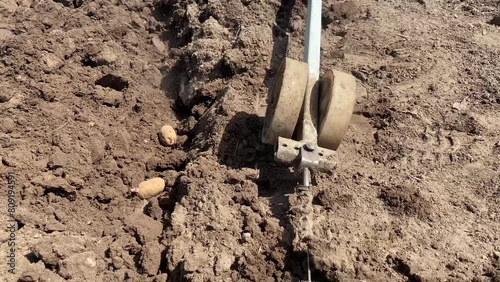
[[304, 0, 322, 80]]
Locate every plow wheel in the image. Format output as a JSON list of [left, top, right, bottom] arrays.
[[261, 58, 309, 145], [317, 70, 357, 150]]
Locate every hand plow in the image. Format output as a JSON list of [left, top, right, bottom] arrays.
[[261, 0, 357, 280]]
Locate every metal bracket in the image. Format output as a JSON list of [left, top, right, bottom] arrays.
[[274, 137, 336, 172], [299, 143, 319, 169]]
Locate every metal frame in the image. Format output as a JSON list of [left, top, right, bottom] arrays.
[[301, 3, 322, 280], [268, 2, 326, 280], [305, 0, 322, 80], [275, 0, 324, 186]]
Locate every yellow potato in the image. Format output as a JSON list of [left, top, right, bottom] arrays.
[[132, 177, 165, 199], [158, 125, 177, 146]]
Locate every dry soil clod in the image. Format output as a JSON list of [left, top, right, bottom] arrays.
[[158, 125, 177, 146], [131, 177, 166, 200]]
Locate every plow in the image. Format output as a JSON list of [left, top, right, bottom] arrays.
[[261, 0, 356, 280]]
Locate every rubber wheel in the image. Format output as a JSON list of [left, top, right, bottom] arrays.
[[261, 58, 309, 145], [317, 70, 356, 150]]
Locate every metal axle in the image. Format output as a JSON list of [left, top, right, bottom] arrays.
[[300, 1, 322, 281], [299, 0, 322, 178]]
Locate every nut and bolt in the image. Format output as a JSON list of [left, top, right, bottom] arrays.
[[304, 143, 316, 152]]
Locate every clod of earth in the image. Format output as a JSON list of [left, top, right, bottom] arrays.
[[0, 117, 15, 133], [0, 28, 13, 40], [152, 35, 166, 53], [94, 85, 123, 107], [132, 177, 166, 200], [158, 125, 177, 146]]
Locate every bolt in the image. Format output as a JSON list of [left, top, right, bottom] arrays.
[[304, 143, 316, 152]]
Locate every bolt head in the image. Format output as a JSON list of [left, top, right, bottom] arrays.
[[304, 143, 316, 151]]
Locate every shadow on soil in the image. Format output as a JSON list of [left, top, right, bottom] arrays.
[[218, 111, 329, 281]]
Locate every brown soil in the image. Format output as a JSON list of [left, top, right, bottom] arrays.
[[0, 0, 499, 281]]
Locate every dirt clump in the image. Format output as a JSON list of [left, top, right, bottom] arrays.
[[379, 185, 432, 220]]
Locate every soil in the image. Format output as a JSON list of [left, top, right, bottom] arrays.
[[0, 0, 499, 281]]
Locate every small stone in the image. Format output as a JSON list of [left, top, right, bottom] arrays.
[[54, 210, 67, 223], [47, 149, 66, 169], [84, 45, 118, 66], [242, 232, 252, 242], [0, 117, 15, 133], [95, 48, 118, 65], [52, 167, 65, 177], [85, 257, 97, 268], [152, 36, 166, 53], [358, 264, 372, 277], [386, 256, 393, 265], [431, 241, 442, 250], [18, 272, 39, 282], [130, 12, 144, 29], [0, 28, 13, 40], [0, 93, 23, 110], [0, 90, 13, 103], [66, 176, 84, 189], [42, 53, 63, 72], [31, 173, 75, 195], [452, 100, 468, 112], [16, 116, 27, 126], [94, 85, 123, 107], [40, 85, 57, 102], [458, 252, 474, 263], [112, 256, 124, 269], [58, 252, 98, 280], [147, 17, 160, 32]]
